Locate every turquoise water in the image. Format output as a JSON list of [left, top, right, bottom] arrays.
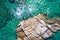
[[0, 0, 60, 40], [12, 0, 60, 19]]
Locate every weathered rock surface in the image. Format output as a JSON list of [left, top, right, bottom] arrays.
[[16, 14, 60, 40]]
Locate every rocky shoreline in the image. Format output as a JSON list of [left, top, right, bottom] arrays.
[[16, 14, 60, 40]]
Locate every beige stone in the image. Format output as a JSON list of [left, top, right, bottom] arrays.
[[16, 14, 60, 40]]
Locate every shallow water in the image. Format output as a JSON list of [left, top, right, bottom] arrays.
[[0, 0, 60, 40]]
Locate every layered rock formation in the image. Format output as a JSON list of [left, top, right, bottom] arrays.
[[16, 14, 60, 40]]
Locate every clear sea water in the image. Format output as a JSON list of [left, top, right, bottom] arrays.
[[0, 0, 60, 40]]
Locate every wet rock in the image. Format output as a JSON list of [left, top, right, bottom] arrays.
[[17, 31, 25, 39], [53, 18, 60, 24], [17, 37, 22, 40], [46, 20, 54, 24], [37, 14, 46, 21]]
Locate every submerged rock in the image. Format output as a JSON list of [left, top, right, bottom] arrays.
[[16, 14, 60, 40], [53, 18, 60, 24], [9, 0, 15, 3], [46, 20, 54, 24]]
